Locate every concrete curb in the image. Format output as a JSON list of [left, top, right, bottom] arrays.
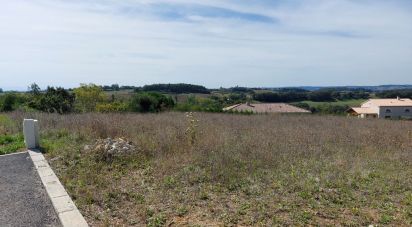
[[28, 150, 89, 227], [0, 151, 28, 157]]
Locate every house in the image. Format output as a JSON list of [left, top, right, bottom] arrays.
[[223, 103, 311, 114], [347, 97, 412, 119]]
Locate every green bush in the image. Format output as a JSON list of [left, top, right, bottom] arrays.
[[96, 102, 128, 112], [312, 104, 349, 115], [28, 86, 75, 114], [74, 84, 106, 112], [129, 92, 174, 112], [174, 95, 222, 112], [0, 93, 17, 111]]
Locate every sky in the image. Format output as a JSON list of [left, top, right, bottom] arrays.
[[1, 0, 412, 90]]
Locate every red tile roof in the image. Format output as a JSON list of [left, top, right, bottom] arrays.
[[348, 107, 376, 114], [362, 98, 412, 107], [223, 103, 311, 113]]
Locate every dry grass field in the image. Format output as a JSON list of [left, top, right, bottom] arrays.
[[3, 112, 412, 226]]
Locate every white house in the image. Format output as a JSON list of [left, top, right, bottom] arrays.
[[347, 97, 412, 119]]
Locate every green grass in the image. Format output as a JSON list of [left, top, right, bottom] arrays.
[[0, 114, 25, 155], [0, 134, 25, 155], [0, 114, 16, 132]]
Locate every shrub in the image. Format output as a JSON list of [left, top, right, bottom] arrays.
[[312, 104, 349, 115], [291, 103, 312, 112], [174, 95, 222, 112], [73, 84, 106, 112], [95, 102, 128, 113], [0, 93, 17, 112], [28, 87, 75, 114], [129, 92, 174, 112]]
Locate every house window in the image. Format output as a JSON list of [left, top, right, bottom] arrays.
[[385, 109, 391, 113], [406, 109, 410, 113]]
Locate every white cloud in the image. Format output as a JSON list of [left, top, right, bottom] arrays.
[[0, 0, 411, 89]]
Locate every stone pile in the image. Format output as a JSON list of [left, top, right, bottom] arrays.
[[85, 138, 137, 162]]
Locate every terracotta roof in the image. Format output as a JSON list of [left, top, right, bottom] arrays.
[[362, 98, 412, 107], [223, 103, 311, 113], [222, 104, 242, 111], [348, 107, 376, 114]]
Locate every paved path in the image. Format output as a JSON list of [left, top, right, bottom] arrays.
[[0, 152, 61, 227]]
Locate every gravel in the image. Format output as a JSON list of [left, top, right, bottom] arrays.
[[0, 152, 61, 227]]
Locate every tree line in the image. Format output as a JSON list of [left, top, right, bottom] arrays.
[[142, 83, 210, 94], [3, 83, 412, 115], [98, 83, 210, 94], [0, 83, 175, 114], [253, 89, 370, 103], [376, 89, 412, 99]]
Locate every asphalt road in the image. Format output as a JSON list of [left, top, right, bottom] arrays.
[[0, 152, 61, 227]]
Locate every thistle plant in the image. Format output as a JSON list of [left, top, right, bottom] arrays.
[[185, 112, 199, 145]]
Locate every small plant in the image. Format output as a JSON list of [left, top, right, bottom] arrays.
[[177, 206, 188, 217], [297, 210, 313, 224], [147, 213, 166, 227], [379, 214, 393, 224], [163, 176, 177, 189], [199, 190, 209, 200], [185, 112, 199, 145], [238, 203, 251, 215], [128, 192, 145, 204]]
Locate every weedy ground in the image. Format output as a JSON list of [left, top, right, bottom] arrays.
[[0, 114, 25, 155], [2, 112, 412, 226]]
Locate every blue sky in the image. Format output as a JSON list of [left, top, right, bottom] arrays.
[[1, 0, 412, 90]]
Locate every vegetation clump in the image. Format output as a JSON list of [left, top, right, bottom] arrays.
[[73, 84, 106, 112], [142, 83, 210, 94], [28, 85, 75, 114], [129, 92, 175, 113]]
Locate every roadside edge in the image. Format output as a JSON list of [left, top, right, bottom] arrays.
[[28, 150, 88, 227]]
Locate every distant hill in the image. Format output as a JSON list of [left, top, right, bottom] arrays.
[[142, 83, 210, 94], [295, 85, 412, 92]]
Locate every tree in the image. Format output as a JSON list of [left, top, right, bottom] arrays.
[[0, 88, 3, 93], [73, 84, 106, 112], [28, 86, 75, 114], [307, 90, 334, 102], [111, 84, 120, 91], [0, 93, 17, 111], [376, 89, 412, 99], [28, 83, 41, 95], [129, 92, 175, 112]]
